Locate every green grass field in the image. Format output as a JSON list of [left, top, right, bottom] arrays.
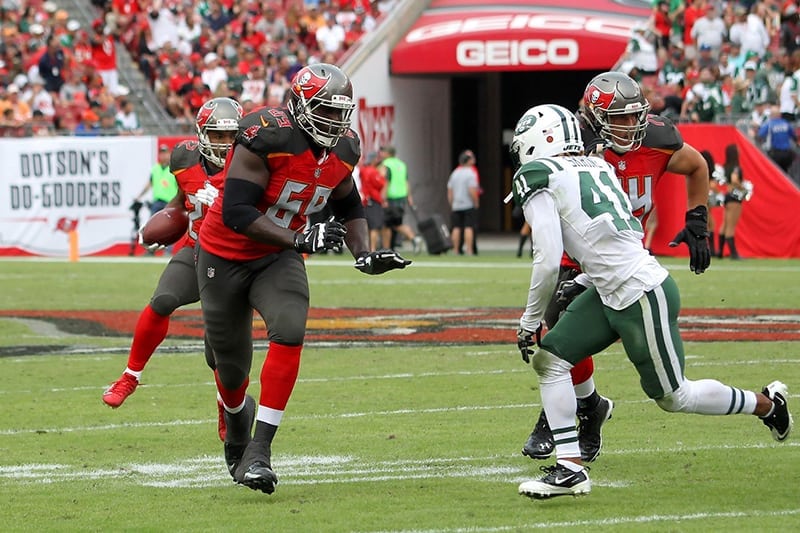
[[1, 250, 799, 532]]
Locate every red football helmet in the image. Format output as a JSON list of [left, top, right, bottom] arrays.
[[581, 71, 650, 153], [288, 63, 355, 148], [195, 97, 243, 167]]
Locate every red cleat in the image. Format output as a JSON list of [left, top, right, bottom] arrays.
[[102, 373, 139, 408]]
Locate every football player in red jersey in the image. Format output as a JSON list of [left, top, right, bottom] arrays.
[[196, 64, 411, 494], [102, 98, 243, 442], [521, 71, 711, 462]]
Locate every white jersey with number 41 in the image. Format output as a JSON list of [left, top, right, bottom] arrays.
[[512, 154, 668, 310]]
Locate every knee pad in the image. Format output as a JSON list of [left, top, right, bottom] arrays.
[[150, 293, 180, 316], [532, 348, 573, 384], [655, 382, 691, 413]]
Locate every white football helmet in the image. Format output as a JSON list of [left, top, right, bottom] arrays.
[[509, 104, 584, 168]]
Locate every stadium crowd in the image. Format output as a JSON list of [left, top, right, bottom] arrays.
[[0, 0, 390, 136]]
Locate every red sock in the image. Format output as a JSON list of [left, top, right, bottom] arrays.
[[570, 356, 594, 385], [126, 304, 170, 372], [259, 343, 302, 410], [215, 369, 249, 409]]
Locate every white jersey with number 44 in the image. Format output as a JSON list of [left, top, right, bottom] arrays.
[[512, 155, 668, 311]]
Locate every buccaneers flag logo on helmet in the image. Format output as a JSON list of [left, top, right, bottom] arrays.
[[585, 84, 615, 110], [293, 68, 329, 100]]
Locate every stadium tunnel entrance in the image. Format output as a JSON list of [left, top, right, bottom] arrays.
[[449, 70, 604, 232]]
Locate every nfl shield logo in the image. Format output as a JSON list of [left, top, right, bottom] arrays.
[[314, 168, 321, 178], [618, 161, 627, 171], [207, 266, 216, 278]]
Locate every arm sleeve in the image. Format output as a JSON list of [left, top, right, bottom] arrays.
[[519, 191, 563, 331]]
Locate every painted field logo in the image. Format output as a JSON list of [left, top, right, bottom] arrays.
[[1, 308, 799, 353]]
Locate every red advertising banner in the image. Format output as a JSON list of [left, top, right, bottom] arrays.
[[650, 124, 800, 259]]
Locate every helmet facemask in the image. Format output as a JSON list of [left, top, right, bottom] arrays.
[[291, 95, 355, 148], [590, 104, 649, 153]]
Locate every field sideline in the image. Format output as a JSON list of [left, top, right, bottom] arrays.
[[1, 253, 798, 531]]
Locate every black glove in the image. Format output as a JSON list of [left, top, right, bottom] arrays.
[[556, 278, 587, 304], [354, 249, 412, 275], [669, 205, 711, 274], [517, 325, 542, 364], [293, 216, 346, 254], [584, 137, 610, 156]]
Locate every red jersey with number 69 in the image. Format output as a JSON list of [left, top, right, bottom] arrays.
[[200, 106, 361, 261], [170, 140, 225, 247]]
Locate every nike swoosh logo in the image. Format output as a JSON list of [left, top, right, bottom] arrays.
[[260, 116, 269, 127], [554, 475, 576, 484]]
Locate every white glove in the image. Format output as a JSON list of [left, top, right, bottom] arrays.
[[195, 182, 219, 207], [139, 230, 165, 252]]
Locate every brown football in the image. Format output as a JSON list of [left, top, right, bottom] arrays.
[[140, 207, 189, 246]]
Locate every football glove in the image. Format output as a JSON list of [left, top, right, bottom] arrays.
[[195, 182, 219, 207], [354, 249, 412, 275], [293, 216, 346, 254], [138, 230, 165, 252], [517, 325, 542, 364], [669, 205, 711, 274], [556, 278, 588, 304]]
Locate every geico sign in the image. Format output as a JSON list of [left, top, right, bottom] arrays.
[[457, 39, 578, 67], [406, 13, 633, 42]]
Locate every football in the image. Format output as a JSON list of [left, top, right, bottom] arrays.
[[140, 207, 189, 246]]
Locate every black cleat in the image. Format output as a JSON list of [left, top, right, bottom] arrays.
[[223, 395, 256, 478], [761, 381, 792, 442], [233, 440, 278, 494], [522, 410, 554, 460], [518, 463, 591, 499], [577, 396, 613, 462]]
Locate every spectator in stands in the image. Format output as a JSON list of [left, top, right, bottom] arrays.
[[266, 69, 290, 106], [691, 4, 727, 57], [59, 68, 88, 104], [651, 1, 672, 63], [37, 33, 66, 94], [3, 83, 31, 123], [758, 104, 797, 172], [682, 67, 726, 122], [204, 0, 234, 32], [316, 12, 346, 56], [99, 109, 120, 134], [148, 2, 180, 50], [255, 3, 288, 42], [74, 109, 101, 136], [240, 63, 267, 106], [729, 4, 770, 61], [28, 109, 55, 136], [90, 18, 119, 95], [778, 49, 800, 121], [298, 5, 327, 50], [343, 16, 365, 51], [26, 75, 54, 119], [115, 98, 141, 133], [201, 52, 227, 94], [780, 4, 800, 53], [176, 9, 202, 55], [683, 0, 709, 60], [696, 43, 719, 70], [184, 76, 212, 116]]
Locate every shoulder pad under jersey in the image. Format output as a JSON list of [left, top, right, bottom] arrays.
[[642, 114, 683, 152], [170, 140, 202, 173], [331, 129, 361, 168], [512, 158, 558, 206], [236, 106, 294, 156]]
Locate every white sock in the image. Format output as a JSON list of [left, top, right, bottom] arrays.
[[573, 376, 595, 399], [124, 368, 142, 380], [557, 459, 584, 472]]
